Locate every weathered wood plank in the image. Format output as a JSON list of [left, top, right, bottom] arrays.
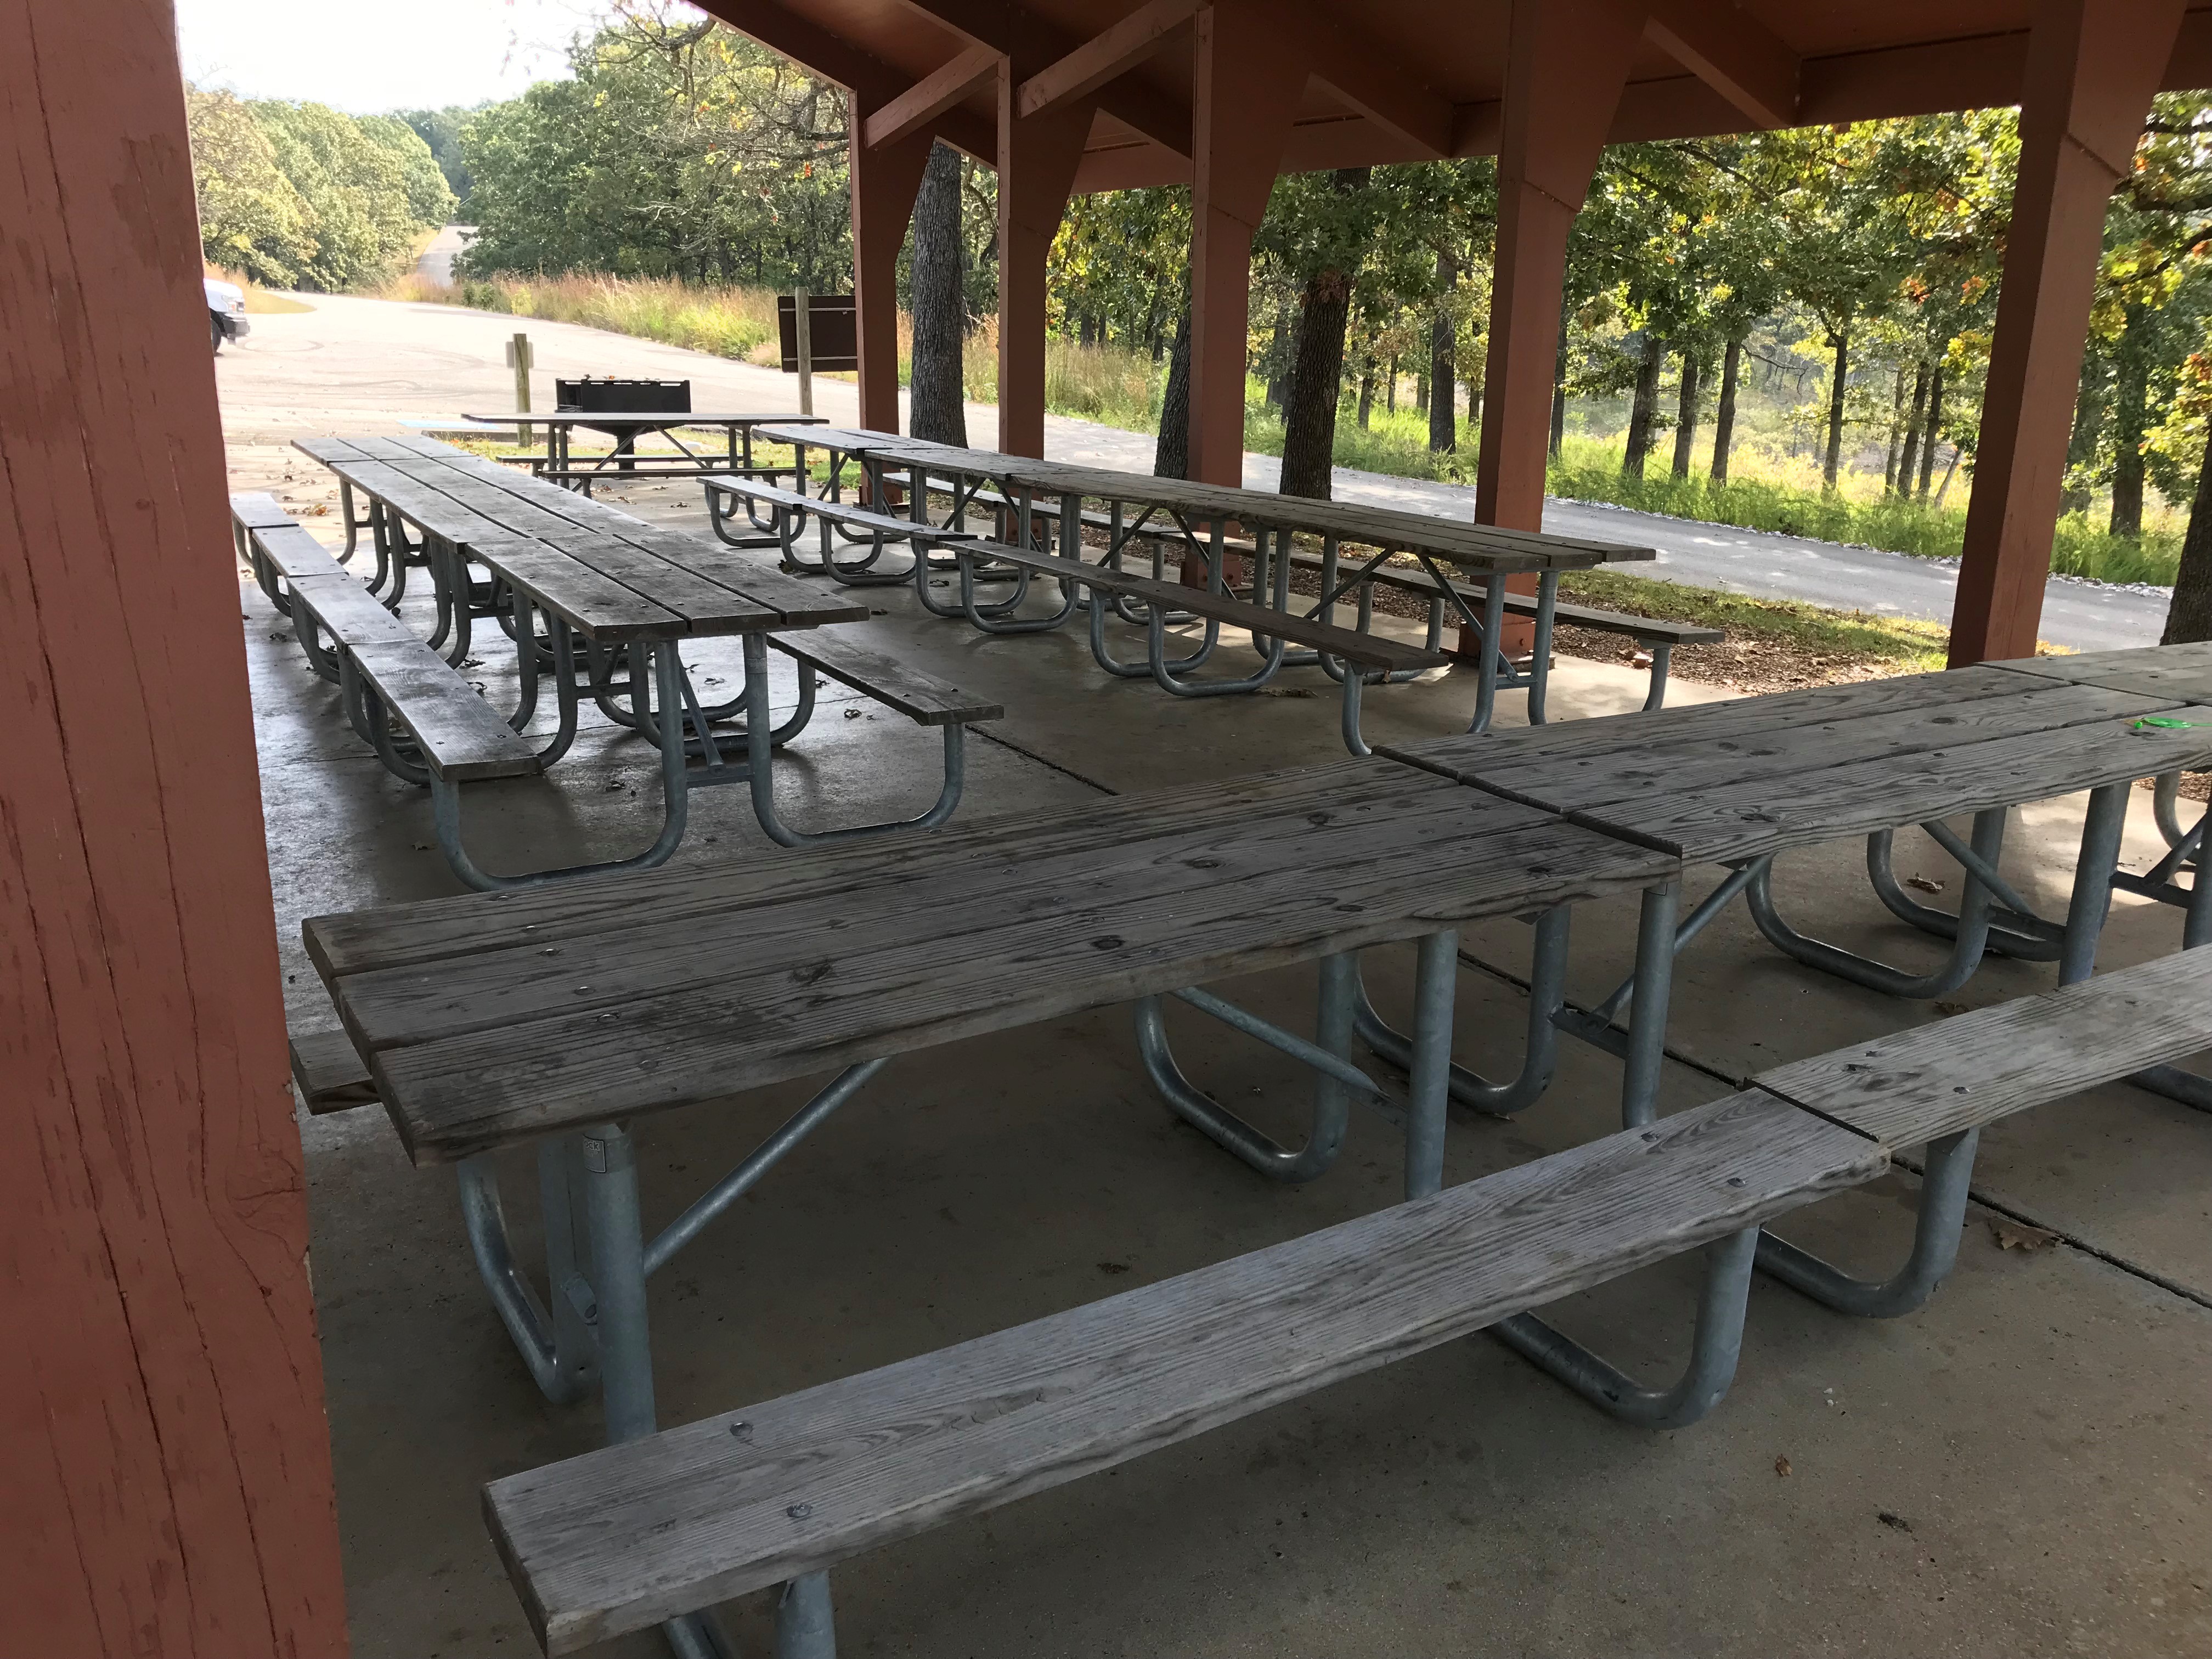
[[288, 1028, 379, 1114], [1754, 947, 2212, 1147], [286, 572, 422, 651], [347, 642, 543, 782], [484, 1090, 1881, 1652], [228, 491, 296, 532], [308, 766, 1675, 1160], [1435, 682, 2169, 816], [532, 531, 780, 634], [1985, 642, 2212, 705], [245, 521, 352, 585], [1572, 712, 2212, 861], [772, 631, 1002, 725], [477, 540, 689, 642], [1379, 665, 2043, 788]]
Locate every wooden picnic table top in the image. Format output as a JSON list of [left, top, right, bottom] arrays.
[[461, 411, 826, 428], [752, 424, 1654, 573], [1381, 659, 2212, 861], [297, 435, 865, 641], [303, 757, 1676, 1164], [1985, 640, 2212, 703]]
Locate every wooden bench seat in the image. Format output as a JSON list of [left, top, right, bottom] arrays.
[[481, 946, 2212, 1655], [984, 546, 1447, 676], [486, 1091, 1881, 1652], [770, 630, 1001, 727], [289, 1026, 379, 1114], [346, 641, 543, 784], [235, 499, 541, 790], [703, 476, 983, 548]]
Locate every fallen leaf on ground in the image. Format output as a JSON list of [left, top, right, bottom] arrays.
[[1774, 1455, 1792, 1477], [1876, 1511, 1912, 1532], [1906, 875, 1944, 893], [1934, 1000, 1970, 1017], [1990, 1220, 2061, 1252]]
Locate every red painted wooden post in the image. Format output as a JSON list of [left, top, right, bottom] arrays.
[[1473, 0, 1643, 656], [1186, 0, 1301, 489], [996, 67, 1095, 459], [1948, 0, 2186, 665], [848, 117, 934, 436], [1, 3, 350, 1652]]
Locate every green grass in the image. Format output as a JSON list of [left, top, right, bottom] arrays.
[[1559, 568, 1955, 673], [1546, 434, 2180, 585]]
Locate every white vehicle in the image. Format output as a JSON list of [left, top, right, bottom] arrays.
[[205, 276, 250, 352]]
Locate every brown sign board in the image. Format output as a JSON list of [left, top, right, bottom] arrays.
[[777, 294, 859, 372]]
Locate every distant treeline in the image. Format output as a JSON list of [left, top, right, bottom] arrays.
[[186, 88, 454, 291]]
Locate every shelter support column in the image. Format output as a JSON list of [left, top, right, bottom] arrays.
[[997, 80, 1095, 458], [1474, 0, 1643, 656], [1186, 0, 1303, 489], [848, 120, 934, 437], [1948, 0, 2185, 664], [3, 2, 349, 1652]]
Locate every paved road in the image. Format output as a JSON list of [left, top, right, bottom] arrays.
[[215, 292, 2167, 650], [414, 225, 471, 285]]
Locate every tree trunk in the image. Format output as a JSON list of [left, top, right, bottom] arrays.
[[907, 139, 967, 446], [2164, 431, 2212, 641], [1917, 362, 1945, 499], [1933, 442, 1962, 508], [1415, 371, 1429, 413], [1822, 320, 1851, 491], [2110, 303, 2152, 537], [1356, 357, 1374, 429], [1280, 264, 1357, 498], [1154, 308, 1192, 478], [1550, 328, 1568, 460], [1265, 305, 1292, 411], [1710, 336, 1741, 484], [1671, 349, 1701, 480], [1622, 331, 1664, 480], [1429, 245, 1457, 453], [1883, 364, 1907, 494], [1897, 362, 1928, 504], [1386, 353, 1398, 414], [2061, 351, 2106, 515]]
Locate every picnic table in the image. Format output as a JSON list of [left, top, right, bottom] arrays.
[[292, 641, 2212, 1659], [280, 436, 999, 878], [749, 424, 1658, 735], [462, 410, 825, 489]]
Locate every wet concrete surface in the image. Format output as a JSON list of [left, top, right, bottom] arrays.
[[246, 468, 2212, 1658]]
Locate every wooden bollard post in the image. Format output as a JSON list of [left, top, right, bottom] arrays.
[[505, 331, 534, 446]]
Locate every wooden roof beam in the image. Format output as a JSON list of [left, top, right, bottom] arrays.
[[1017, 0, 1198, 121], [892, 0, 1192, 157], [1285, 3, 1453, 158], [1643, 0, 1799, 130], [695, 0, 996, 156], [863, 43, 1002, 148]]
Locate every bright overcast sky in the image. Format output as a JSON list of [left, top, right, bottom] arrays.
[[173, 0, 631, 114]]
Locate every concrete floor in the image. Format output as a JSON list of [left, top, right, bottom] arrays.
[[250, 475, 2212, 1658]]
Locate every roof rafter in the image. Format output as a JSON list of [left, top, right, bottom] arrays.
[[864, 43, 1002, 148], [692, 0, 996, 157], [1643, 0, 1800, 130], [1017, 0, 1198, 122], [1280, 1, 1452, 159], [889, 0, 1193, 157]]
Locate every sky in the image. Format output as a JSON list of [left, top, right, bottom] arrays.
[[173, 0, 625, 114]]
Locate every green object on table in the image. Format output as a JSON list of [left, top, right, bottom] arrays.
[[2132, 715, 2201, 732]]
